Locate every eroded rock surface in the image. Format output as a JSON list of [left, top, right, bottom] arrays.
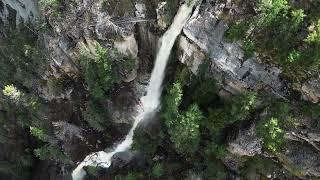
[[301, 76, 320, 103], [228, 124, 262, 157], [180, 4, 288, 97]]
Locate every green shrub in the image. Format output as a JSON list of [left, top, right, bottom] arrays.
[[205, 91, 257, 138], [287, 50, 301, 63], [30, 127, 46, 141], [163, 81, 183, 126], [84, 100, 108, 131], [34, 145, 69, 163], [163, 0, 179, 27], [81, 44, 135, 100], [168, 104, 203, 154], [290, 9, 305, 30], [243, 39, 256, 57], [226, 21, 250, 40], [204, 160, 227, 179], [256, 0, 289, 27], [186, 58, 218, 108], [257, 100, 289, 152], [0, 27, 42, 86], [115, 172, 139, 180], [3, 85, 22, 100], [81, 44, 116, 99], [257, 117, 284, 152], [204, 143, 227, 160], [132, 128, 158, 156], [86, 166, 99, 177], [225, 0, 311, 82], [229, 92, 257, 122], [305, 19, 320, 45], [151, 163, 164, 178], [39, 0, 62, 16]]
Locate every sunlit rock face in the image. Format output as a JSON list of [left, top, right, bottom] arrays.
[[179, 4, 288, 97], [301, 76, 320, 103], [0, 0, 38, 25], [228, 124, 262, 157]]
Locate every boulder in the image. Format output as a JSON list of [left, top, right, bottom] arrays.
[[114, 34, 139, 82], [228, 124, 262, 157], [301, 77, 320, 103]]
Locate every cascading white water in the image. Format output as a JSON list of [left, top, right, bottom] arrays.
[[72, 2, 197, 180]]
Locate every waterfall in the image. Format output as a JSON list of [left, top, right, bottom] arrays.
[[72, 2, 197, 180]]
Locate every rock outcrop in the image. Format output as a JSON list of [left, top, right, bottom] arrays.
[[228, 124, 262, 157], [178, 2, 320, 178], [179, 4, 288, 97], [0, 0, 38, 25], [301, 76, 320, 103]]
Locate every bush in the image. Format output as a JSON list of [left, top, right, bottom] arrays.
[[81, 44, 117, 100], [0, 27, 42, 86], [229, 91, 257, 122], [204, 160, 227, 179], [3, 85, 22, 100], [256, 0, 289, 27], [257, 117, 284, 152], [34, 145, 69, 163], [226, 0, 311, 82], [257, 100, 289, 152], [243, 39, 256, 57], [305, 19, 320, 45], [168, 104, 203, 154], [204, 143, 227, 160], [287, 50, 301, 63], [132, 128, 159, 156], [39, 0, 62, 16], [226, 21, 250, 40], [86, 166, 99, 177], [290, 9, 306, 30], [205, 91, 257, 138], [163, 81, 183, 126], [151, 163, 164, 178], [115, 172, 140, 180], [84, 100, 108, 131], [30, 127, 46, 141], [186, 58, 218, 108], [81, 44, 136, 100]]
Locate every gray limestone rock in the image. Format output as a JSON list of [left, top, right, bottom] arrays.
[[301, 76, 320, 103], [228, 124, 262, 157], [181, 4, 287, 97]]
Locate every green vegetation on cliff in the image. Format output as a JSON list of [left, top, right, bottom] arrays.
[[0, 28, 42, 86], [226, 0, 320, 83]]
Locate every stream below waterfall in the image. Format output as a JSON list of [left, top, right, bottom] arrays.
[[72, 2, 197, 180]]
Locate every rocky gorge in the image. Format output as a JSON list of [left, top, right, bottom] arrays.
[[1, 0, 320, 179]]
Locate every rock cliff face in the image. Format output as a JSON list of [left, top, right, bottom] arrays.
[[0, 0, 38, 25], [177, 2, 320, 179], [1, 0, 320, 179], [179, 4, 288, 97]]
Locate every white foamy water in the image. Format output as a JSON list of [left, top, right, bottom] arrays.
[[1, 0, 38, 25], [72, 2, 196, 180]]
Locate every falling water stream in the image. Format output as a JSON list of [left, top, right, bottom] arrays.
[[72, 2, 197, 180]]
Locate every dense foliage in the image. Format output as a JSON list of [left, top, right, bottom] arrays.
[[257, 100, 290, 152], [80, 44, 135, 131], [226, 0, 320, 82], [0, 28, 42, 86]]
